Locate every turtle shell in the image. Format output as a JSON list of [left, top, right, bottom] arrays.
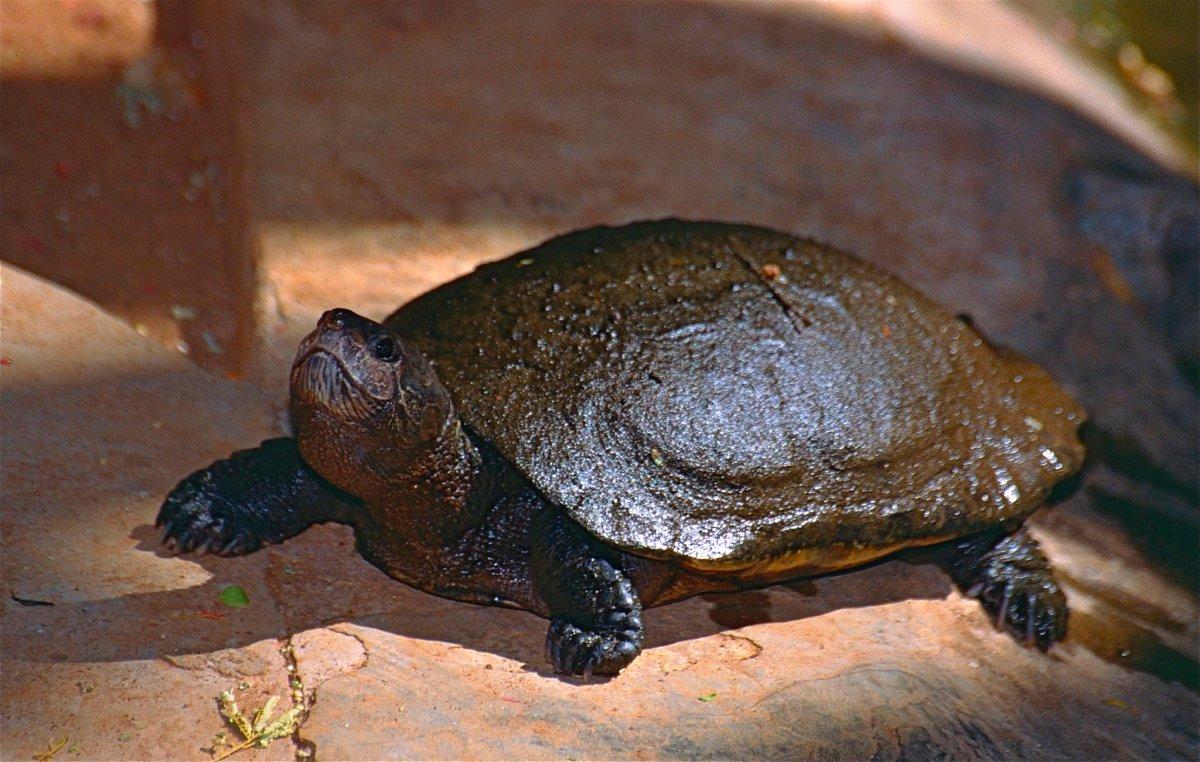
[[386, 220, 1085, 572]]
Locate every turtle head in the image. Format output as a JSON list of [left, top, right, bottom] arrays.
[[289, 308, 456, 499]]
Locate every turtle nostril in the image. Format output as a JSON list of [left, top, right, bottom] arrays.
[[323, 309, 351, 330]]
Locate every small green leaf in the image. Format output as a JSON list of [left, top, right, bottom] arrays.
[[697, 691, 717, 702], [219, 585, 250, 608]]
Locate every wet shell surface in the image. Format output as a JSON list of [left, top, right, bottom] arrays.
[[387, 220, 1085, 572]]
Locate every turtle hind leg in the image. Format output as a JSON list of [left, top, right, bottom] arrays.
[[944, 526, 1068, 650], [531, 508, 644, 678], [158, 437, 359, 556]]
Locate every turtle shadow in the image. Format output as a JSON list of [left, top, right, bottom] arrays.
[[7, 522, 954, 679]]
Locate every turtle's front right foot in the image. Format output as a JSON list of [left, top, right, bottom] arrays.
[[531, 508, 646, 678], [157, 438, 357, 556], [544, 562, 644, 677]]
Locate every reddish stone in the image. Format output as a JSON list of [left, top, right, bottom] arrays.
[[2, 1, 1195, 759]]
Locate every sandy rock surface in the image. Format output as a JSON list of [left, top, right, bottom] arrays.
[[2, 1, 1197, 760], [2, 265, 294, 760]]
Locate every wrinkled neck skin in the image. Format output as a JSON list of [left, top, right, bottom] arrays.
[[361, 422, 558, 612], [378, 417, 486, 538], [287, 307, 550, 607], [341, 412, 534, 593], [321, 409, 727, 614]]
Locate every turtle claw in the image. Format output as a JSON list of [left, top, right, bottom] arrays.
[[995, 583, 1012, 629], [1024, 593, 1037, 645], [218, 531, 249, 556], [990, 581, 1065, 652], [157, 438, 353, 560], [157, 468, 264, 557], [545, 618, 642, 677], [543, 558, 646, 676], [953, 530, 1068, 650]]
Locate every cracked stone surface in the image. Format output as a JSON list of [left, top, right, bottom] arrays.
[[2, 1, 1197, 760]]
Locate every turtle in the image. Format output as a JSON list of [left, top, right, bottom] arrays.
[[158, 219, 1085, 677]]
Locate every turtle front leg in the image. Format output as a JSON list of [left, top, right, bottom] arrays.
[[530, 508, 645, 678], [158, 438, 359, 556], [944, 526, 1068, 650]]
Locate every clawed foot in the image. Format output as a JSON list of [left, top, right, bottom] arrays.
[[954, 532, 1068, 650], [545, 617, 643, 678], [157, 469, 266, 556], [544, 559, 644, 678]]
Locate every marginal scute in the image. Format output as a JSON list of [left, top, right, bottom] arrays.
[[387, 220, 1086, 571]]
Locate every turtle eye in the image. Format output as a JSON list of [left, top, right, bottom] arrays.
[[369, 334, 399, 362]]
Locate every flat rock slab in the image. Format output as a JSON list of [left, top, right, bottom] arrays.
[[2, 265, 295, 760], [279, 526, 1197, 760], [3, 1, 1198, 760], [2, 262, 1196, 759]]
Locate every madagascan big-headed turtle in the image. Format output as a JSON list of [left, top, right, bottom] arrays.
[[158, 220, 1085, 677]]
